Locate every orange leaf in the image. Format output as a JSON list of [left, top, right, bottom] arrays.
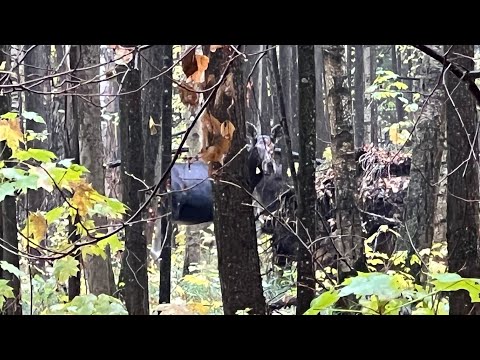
[[220, 120, 235, 140], [182, 49, 197, 78], [22, 211, 47, 248], [69, 180, 96, 217], [191, 55, 209, 83]]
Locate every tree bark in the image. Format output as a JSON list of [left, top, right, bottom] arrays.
[[157, 45, 173, 304], [400, 46, 444, 278], [314, 45, 330, 158], [119, 56, 149, 315], [354, 45, 365, 149], [75, 45, 116, 296], [205, 46, 266, 315], [296, 45, 317, 314], [370, 46, 378, 146], [391, 45, 405, 123], [323, 45, 365, 281], [445, 44, 480, 315], [0, 45, 21, 315]]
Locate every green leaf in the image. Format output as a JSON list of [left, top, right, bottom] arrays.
[[45, 206, 66, 224], [0, 279, 15, 309], [413, 93, 421, 102], [0, 112, 19, 120], [0, 182, 16, 202], [16, 174, 40, 192], [0, 168, 26, 180], [22, 111, 46, 124], [304, 290, 339, 315], [412, 307, 434, 315], [431, 273, 480, 302], [106, 198, 128, 214], [98, 234, 124, 253], [14, 148, 57, 162], [53, 256, 80, 283], [0, 261, 23, 278], [339, 272, 402, 301]]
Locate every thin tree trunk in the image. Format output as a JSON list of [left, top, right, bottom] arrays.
[[315, 45, 330, 158], [370, 46, 378, 146], [119, 54, 149, 315], [158, 45, 173, 304], [0, 45, 21, 315], [205, 46, 266, 315], [391, 45, 405, 123], [363, 46, 372, 142], [323, 45, 365, 281], [290, 46, 299, 153], [445, 44, 480, 315], [296, 45, 317, 314], [354, 45, 365, 149], [67, 46, 82, 300]]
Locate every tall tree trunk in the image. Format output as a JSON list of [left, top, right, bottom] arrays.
[[400, 46, 444, 277], [323, 45, 365, 281], [314, 45, 330, 158], [296, 45, 317, 314], [370, 46, 378, 146], [0, 45, 8, 283], [445, 44, 480, 315], [391, 45, 405, 123], [354, 45, 365, 149], [119, 53, 149, 315], [158, 45, 173, 304], [0, 45, 21, 315], [75, 45, 116, 296], [290, 46, 299, 153], [24, 45, 49, 212], [141, 45, 163, 254], [205, 46, 266, 315], [67, 46, 82, 300]]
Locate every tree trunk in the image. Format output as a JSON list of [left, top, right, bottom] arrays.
[[391, 45, 405, 123], [370, 46, 378, 146], [0, 45, 21, 315], [67, 46, 82, 300], [206, 46, 266, 315], [314, 45, 330, 158], [323, 45, 365, 281], [445, 44, 480, 315], [74, 45, 116, 296], [354, 45, 365, 149], [119, 55, 149, 315], [158, 45, 173, 304], [24, 45, 49, 212], [296, 45, 317, 314], [400, 46, 444, 277], [290, 46, 299, 153]]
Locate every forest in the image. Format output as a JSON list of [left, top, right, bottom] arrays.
[[0, 44, 478, 315]]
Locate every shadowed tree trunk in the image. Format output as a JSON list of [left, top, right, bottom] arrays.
[[354, 45, 364, 149], [0, 45, 8, 284], [0, 45, 21, 315], [76, 45, 116, 296], [24, 45, 49, 212], [290, 46, 299, 153], [391, 45, 405, 123], [324, 45, 365, 281], [158, 45, 173, 304], [118, 53, 149, 315], [296, 45, 317, 314], [445, 44, 480, 315], [400, 46, 444, 279], [67, 45, 81, 300], [370, 46, 378, 146], [205, 45, 266, 315]]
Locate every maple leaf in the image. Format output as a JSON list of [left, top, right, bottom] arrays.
[[0, 117, 24, 151], [191, 55, 209, 83], [69, 180, 96, 217], [22, 211, 48, 248]]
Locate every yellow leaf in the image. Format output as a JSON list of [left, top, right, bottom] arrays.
[[0, 117, 24, 151], [149, 116, 158, 135], [419, 248, 431, 257], [69, 180, 96, 217], [322, 146, 332, 161], [182, 274, 209, 287], [22, 211, 47, 248], [187, 300, 211, 315], [367, 258, 384, 265], [81, 244, 107, 260], [410, 254, 421, 266], [0, 61, 5, 71], [389, 123, 400, 145]]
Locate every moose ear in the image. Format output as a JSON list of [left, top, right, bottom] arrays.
[[271, 124, 283, 143], [246, 122, 258, 142]]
